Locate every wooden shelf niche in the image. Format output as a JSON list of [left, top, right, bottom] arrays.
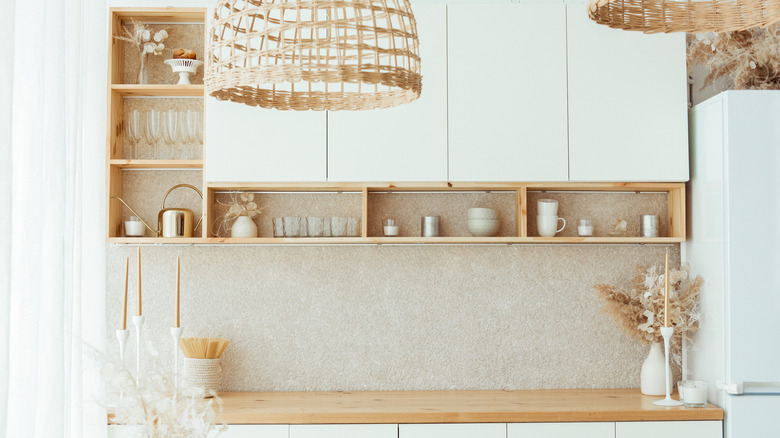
[[106, 7, 207, 241], [201, 182, 685, 245]]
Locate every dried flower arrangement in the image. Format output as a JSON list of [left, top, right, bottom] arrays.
[[102, 348, 226, 438], [594, 264, 703, 357], [688, 26, 780, 90], [115, 19, 169, 56], [213, 192, 263, 237]]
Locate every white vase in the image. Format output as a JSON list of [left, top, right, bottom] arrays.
[[231, 216, 257, 238], [640, 342, 672, 396]]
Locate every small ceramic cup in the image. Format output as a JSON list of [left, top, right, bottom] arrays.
[[537, 215, 565, 237], [537, 199, 559, 216]]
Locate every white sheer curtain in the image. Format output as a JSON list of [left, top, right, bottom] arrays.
[[0, 0, 107, 437]]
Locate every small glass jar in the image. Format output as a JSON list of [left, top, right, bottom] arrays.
[[383, 218, 399, 236], [577, 219, 594, 237]]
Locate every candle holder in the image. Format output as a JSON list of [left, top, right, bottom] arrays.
[[115, 329, 129, 399], [653, 326, 683, 406], [132, 315, 145, 386], [171, 326, 183, 398]]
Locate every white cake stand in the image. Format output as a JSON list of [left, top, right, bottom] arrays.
[[164, 59, 204, 85]]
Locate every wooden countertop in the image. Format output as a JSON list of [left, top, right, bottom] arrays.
[[215, 389, 722, 424]]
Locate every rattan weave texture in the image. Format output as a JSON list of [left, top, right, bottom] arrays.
[[206, 0, 422, 111], [588, 0, 780, 33]]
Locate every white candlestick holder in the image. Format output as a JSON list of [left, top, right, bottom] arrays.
[[132, 315, 145, 387], [116, 329, 129, 399], [653, 326, 683, 406], [171, 326, 183, 398]]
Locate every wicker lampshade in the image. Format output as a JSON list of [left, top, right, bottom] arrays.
[[206, 0, 422, 111], [587, 0, 780, 33]]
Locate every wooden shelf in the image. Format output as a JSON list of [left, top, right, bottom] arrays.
[[108, 237, 205, 244], [110, 159, 203, 169], [112, 7, 206, 22], [200, 236, 682, 245], [111, 84, 204, 97]]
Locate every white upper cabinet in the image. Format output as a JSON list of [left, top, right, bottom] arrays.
[[447, 3, 569, 182], [566, 2, 689, 182], [327, 4, 448, 182], [205, 98, 327, 183]]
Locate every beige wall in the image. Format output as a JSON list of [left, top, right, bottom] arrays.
[[106, 243, 679, 391]]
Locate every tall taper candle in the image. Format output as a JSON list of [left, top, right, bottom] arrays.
[[137, 245, 142, 316], [122, 256, 129, 330], [175, 256, 180, 328], [664, 248, 669, 327]]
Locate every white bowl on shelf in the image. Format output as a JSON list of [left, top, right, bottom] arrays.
[[467, 207, 498, 220], [467, 219, 500, 237]]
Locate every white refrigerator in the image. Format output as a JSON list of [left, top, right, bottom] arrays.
[[686, 90, 780, 437]]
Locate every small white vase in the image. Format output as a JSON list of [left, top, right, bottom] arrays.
[[640, 342, 672, 396], [231, 216, 257, 238]]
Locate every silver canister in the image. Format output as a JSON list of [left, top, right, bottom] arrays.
[[640, 214, 660, 237], [421, 216, 441, 237]]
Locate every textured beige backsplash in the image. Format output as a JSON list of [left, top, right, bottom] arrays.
[[106, 244, 680, 391]]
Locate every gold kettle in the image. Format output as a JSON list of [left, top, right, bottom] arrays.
[[112, 184, 203, 237]]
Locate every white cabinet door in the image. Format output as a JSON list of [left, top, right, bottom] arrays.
[[509, 422, 614, 438], [205, 98, 327, 183], [290, 424, 397, 438], [616, 421, 722, 438], [216, 425, 290, 438], [400, 423, 506, 438], [447, 3, 568, 182], [566, 3, 688, 182], [327, 4, 448, 182]]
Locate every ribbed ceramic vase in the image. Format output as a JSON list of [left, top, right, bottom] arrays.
[[640, 342, 672, 395], [231, 216, 257, 238]]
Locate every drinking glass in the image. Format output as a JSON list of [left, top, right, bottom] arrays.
[[162, 109, 179, 160], [195, 110, 203, 158], [125, 109, 143, 159], [144, 109, 161, 159], [182, 109, 199, 159]]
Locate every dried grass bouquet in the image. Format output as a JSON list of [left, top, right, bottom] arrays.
[[594, 264, 703, 352], [114, 18, 169, 57], [102, 346, 226, 437], [688, 26, 780, 90], [213, 192, 263, 237]]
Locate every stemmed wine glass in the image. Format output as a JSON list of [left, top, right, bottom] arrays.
[[182, 109, 200, 159], [145, 109, 161, 159], [125, 109, 143, 159], [194, 110, 203, 159], [162, 109, 179, 160]]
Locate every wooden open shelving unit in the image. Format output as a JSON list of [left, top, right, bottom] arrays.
[[176, 181, 684, 245], [104, 8, 685, 246], [106, 7, 207, 241]]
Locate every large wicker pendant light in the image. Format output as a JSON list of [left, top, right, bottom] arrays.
[[587, 0, 780, 33], [206, 0, 422, 111]]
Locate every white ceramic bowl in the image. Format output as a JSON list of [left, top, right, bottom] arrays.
[[467, 219, 499, 237], [467, 208, 498, 220]]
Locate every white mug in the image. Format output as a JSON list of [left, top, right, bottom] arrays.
[[537, 199, 559, 216], [537, 215, 565, 237]]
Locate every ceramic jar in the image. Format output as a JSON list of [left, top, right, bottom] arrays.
[[231, 216, 258, 238]]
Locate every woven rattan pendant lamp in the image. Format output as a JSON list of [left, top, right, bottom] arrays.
[[587, 0, 780, 33], [206, 0, 422, 111]]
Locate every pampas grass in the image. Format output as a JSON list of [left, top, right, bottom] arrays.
[[594, 264, 703, 354], [688, 26, 780, 90], [102, 342, 227, 437]]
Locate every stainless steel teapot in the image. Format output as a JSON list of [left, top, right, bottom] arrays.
[[111, 184, 203, 237]]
